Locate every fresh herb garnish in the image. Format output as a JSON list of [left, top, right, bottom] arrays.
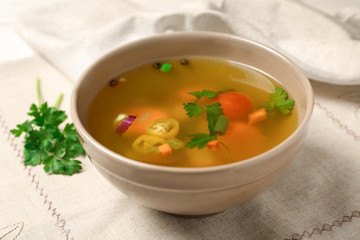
[[185, 133, 217, 149], [213, 115, 229, 135], [183, 90, 229, 151], [265, 86, 295, 114], [183, 96, 224, 134], [183, 102, 204, 117], [10, 79, 85, 175], [205, 102, 223, 133], [188, 89, 217, 100]]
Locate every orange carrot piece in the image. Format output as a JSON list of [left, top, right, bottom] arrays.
[[207, 140, 219, 150], [216, 91, 253, 121], [158, 143, 172, 155], [248, 108, 267, 124], [218, 122, 265, 159]]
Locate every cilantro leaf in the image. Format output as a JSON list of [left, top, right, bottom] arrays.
[[265, 86, 295, 114], [185, 134, 217, 149], [11, 80, 85, 176], [205, 102, 223, 134], [183, 103, 204, 117], [188, 89, 217, 100]]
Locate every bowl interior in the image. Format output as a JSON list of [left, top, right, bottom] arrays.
[[72, 32, 313, 170]]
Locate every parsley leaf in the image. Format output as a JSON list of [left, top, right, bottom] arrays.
[[43, 156, 82, 175], [11, 120, 33, 137], [265, 86, 295, 114], [183, 102, 204, 117], [183, 89, 230, 152], [188, 89, 217, 100], [185, 134, 217, 149], [10, 79, 85, 175], [205, 102, 223, 134]]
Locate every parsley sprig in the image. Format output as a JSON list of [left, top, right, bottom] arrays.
[[183, 101, 223, 133], [185, 133, 217, 149], [11, 79, 85, 175], [188, 89, 217, 99], [183, 87, 294, 151], [265, 86, 295, 114], [183, 90, 229, 151]]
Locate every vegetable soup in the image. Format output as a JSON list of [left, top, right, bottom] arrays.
[[87, 57, 298, 167]]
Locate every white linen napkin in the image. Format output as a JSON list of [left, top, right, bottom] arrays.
[[14, 0, 360, 85]]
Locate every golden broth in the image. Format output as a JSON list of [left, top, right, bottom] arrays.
[[87, 57, 298, 167]]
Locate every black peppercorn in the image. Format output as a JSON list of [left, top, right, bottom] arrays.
[[153, 62, 162, 69], [109, 79, 119, 87], [180, 59, 189, 65]]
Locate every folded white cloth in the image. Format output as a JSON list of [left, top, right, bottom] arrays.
[[336, 6, 360, 40], [15, 0, 360, 85]]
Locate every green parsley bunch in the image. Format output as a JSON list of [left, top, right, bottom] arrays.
[[11, 79, 85, 175]]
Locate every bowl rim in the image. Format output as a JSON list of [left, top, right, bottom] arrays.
[[71, 31, 314, 174]]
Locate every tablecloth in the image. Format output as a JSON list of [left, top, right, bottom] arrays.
[[1, 0, 360, 239]]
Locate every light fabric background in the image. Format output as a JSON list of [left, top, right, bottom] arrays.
[[13, 0, 360, 85], [1, 0, 360, 239]]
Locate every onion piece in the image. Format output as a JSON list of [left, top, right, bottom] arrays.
[[114, 113, 128, 126], [116, 116, 136, 134]]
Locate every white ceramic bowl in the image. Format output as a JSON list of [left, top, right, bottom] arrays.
[[71, 32, 313, 215]]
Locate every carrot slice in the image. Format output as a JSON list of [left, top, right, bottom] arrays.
[[207, 140, 219, 150], [158, 143, 172, 155], [218, 122, 265, 159], [248, 108, 267, 124], [216, 91, 253, 121]]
